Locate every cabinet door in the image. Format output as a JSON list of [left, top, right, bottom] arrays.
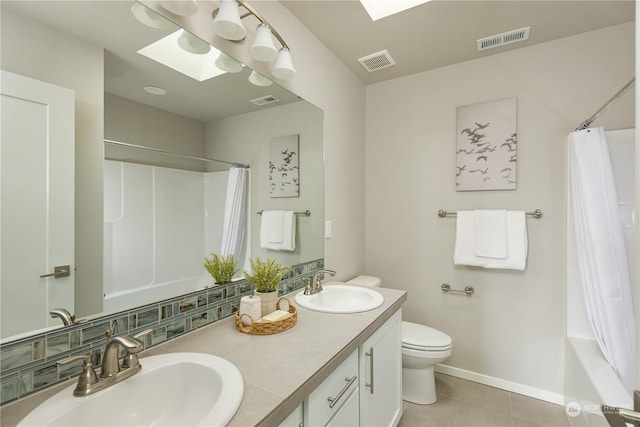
[[279, 403, 303, 427], [360, 309, 402, 427]]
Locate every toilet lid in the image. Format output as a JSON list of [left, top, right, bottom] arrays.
[[402, 321, 452, 351]]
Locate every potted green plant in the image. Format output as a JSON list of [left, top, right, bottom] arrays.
[[243, 258, 291, 315], [203, 253, 238, 285]]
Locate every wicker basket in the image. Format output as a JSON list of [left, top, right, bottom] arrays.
[[235, 297, 297, 335]]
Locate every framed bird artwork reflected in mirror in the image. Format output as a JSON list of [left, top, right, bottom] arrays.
[[269, 134, 300, 197], [456, 98, 517, 191]]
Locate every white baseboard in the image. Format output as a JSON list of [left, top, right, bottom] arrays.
[[434, 364, 565, 406]]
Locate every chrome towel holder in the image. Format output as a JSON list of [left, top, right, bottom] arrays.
[[441, 283, 475, 296], [437, 209, 542, 219]]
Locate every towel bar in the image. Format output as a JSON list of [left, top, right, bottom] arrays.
[[437, 209, 542, 219], [441, 283, 475, 296], [257, 210, 311, 216]]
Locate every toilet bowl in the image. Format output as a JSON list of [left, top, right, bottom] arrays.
[[345, 275, 452, 404]]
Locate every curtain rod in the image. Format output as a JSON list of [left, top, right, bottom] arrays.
[[104, 139, 249, 168], [575, 78, 635, 131]]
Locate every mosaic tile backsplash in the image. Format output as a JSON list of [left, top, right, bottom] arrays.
[[0, 259, 324, 406]]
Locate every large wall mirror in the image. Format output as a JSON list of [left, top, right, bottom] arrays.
[[0, 1, 324, 341]]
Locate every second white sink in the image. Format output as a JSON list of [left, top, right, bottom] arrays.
[[295, 283, 384, 313], [18, 352, 243, 427]]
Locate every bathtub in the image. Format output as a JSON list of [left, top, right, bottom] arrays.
[[565, 336, 633, 426], [103, 275, 209, 313]]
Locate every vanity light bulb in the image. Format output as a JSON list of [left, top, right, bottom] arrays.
[[272, 48, 296, 80]]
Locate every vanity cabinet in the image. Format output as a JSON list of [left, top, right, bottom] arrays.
[[284, 309, 402, 427], [359, 309, 402, 427]]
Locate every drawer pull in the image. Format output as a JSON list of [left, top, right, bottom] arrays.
[[327, 375, 357, 408], [365, 347, 374, 394]]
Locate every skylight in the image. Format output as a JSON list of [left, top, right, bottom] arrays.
[[359, 0, 431, 21], [138, 30, 226, 82]]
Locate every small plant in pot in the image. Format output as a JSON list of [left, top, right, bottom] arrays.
[[203, 253, 238, 285], [243, 258, 291, 315]]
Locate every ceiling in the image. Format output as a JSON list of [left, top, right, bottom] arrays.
[[281, 0, 635, 85], [3, 0, 634, 121], [2, 0, 301, 122]]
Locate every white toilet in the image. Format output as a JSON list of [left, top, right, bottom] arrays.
[[345, 275, 452, 404]]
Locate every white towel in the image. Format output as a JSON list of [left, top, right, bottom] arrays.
[[260, 210, 296, 251], [454, 210, 528, 270], [473, 210, 507, 258]]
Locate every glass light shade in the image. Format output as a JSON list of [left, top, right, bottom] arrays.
[[248, 70, 273, 87], [212, 0, 247, 41], [249, 24, 278, 62], [159, 0, 198, 16], [272, 48, 296, 80], [177, 30, 211, 55], [131, 3, 174, 29], [215, 52, 244, 73]]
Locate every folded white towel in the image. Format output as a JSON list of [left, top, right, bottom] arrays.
[[473, 210, 507, 258], [260, 210, 296, 251], [454, 210, 528, 270], [263, 211, 284, 243]]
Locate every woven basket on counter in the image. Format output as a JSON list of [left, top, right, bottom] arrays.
[[235, 297, 297, 335]]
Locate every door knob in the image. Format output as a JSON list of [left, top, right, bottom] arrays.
[[40, 265, 70, 278]]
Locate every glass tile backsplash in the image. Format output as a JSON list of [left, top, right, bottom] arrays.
[[0, 259, 324, 405]]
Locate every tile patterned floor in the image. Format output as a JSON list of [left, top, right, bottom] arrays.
[[398, 373, 571, 427]]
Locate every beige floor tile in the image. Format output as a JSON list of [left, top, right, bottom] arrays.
[[455, 402, 514, 427], [399, 394, 459, 427], [460, 380, 512, 417], [511, 393, 570, 427], [435, 373, 464, 400]]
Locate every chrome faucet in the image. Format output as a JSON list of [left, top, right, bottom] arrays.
[[50, 308, 77, 326], [57, 329, 152, 396], [304, 269, 336, 295]]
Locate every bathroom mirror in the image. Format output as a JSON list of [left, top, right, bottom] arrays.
[[0, 1, 324, 341]]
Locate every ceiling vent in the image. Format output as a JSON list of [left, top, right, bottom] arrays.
[[250, 95, 280, 106], [358, 49, 396, 72], [477, 27, 530, 51]]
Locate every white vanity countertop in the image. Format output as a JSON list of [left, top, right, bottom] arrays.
[[1, 286, 406, 427]]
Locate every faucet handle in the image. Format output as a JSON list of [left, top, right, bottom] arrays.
[[122, 329, 153, 369], [57, 354, 99, 397]]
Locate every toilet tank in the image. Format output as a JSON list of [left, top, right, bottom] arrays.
[[346, 275, 381, 287]]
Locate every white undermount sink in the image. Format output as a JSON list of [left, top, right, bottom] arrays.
[[295, 282, 384, 313], [18, 352, 243, 427]]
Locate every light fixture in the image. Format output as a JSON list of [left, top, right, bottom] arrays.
[[272, 48, 295, 80], [144, 86, 167, 95], [177, 30, 211, 55], [248, 70, 273, 87], [212, 0, 246, 41], [159, 0, 199, 17], [131, 3, 175, 29], [215, 52, 244, 73], [250, 24, 278, 62], [211, 0, 296, 80]]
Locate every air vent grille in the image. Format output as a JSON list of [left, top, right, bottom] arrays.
[[358, 49, 396, 72], [477, 27, 530, 51], [250, 95, 280, 106]]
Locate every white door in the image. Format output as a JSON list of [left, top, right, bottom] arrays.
[[1, 70, 75, 339]]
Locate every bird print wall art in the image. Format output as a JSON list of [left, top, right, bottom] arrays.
[[269, 134, 300, 197], [456, 98, 517, 191]]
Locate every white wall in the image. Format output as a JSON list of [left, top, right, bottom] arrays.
[[365, 22, 635, 400], [1, 8, 104, 317], [206, 101, 324, 266]]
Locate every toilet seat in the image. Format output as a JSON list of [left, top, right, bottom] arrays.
[[401, 321, 452, 352]]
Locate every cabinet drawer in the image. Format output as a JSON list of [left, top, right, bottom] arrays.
[[307, 350, 358, 425]]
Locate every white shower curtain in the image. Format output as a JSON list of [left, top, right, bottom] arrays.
[[220, 167, 249, 262], [568, 126, 636, 393]]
